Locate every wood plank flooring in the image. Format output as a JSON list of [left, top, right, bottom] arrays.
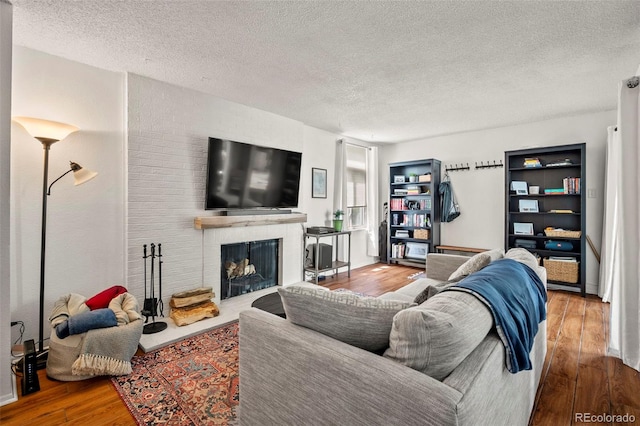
[[1, 263, 639, 425]]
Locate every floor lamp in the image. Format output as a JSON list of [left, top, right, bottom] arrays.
[[13, 117, 98, 368]]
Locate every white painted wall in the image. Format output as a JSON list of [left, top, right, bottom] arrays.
[[379, 110, 615, 294], [10, 47, 125, 348], [127, 74, 307, 304], [301, 126, 376, 271], [127, 74, 377, 307], [0, 0, 15, 407]]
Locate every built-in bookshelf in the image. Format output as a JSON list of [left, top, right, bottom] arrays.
[[388, 159, 441, 267], [505, 143, 586, 296]]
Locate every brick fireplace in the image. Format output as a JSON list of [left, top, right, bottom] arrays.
[[200, 214, 306, 305]]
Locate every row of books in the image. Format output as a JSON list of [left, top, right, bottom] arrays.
[[544, 179, 580, 195], [524, 158, 542, 168], [563, 177, 581, 194], [392, 213, 431, 227], [389, 198, 432, 211], [393, 186, 426, 196], [391, 243, 407, 259]]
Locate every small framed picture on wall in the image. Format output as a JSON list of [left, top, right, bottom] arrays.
[[312, 168, 327, 198]]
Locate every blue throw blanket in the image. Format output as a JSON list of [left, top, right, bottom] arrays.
[[444, 258, 547, 373], [55, 308, 117, 339]]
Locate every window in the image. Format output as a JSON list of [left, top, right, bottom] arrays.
[[345, 144, 367, 229]]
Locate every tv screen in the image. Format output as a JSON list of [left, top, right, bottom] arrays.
[[205, 138, 302, 210]]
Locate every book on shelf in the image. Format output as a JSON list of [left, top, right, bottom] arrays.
[[548, 256, 577, 262], [544, 188, 565, 194], [523, 158, 542, 168]]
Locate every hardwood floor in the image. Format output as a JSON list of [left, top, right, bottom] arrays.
[[1, 263, 638, 425]]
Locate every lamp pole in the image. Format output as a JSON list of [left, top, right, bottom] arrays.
[[12, 117, 95, 364], [38, 138, 57, 355]]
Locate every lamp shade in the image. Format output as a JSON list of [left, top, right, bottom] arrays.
[[13, 116, 79, 142], [69, 162, 98, 186]]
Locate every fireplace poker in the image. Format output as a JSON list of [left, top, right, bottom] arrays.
[[142, 243, 167, 334], [142, 244, 150, 323], [158, 243, 164, 317], [150, 243, 156, 321]]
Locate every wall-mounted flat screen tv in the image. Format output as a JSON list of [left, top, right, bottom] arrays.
[[205, 137, 302, 210]]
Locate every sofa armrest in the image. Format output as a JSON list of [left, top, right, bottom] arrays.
[[239, 308, 462, 426], [425, 253, 470, 281]]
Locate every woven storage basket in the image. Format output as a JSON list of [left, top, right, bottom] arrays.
[[543, 258, 579, 283], [414, 229, 430, 240], [544, 229, 582, 238]]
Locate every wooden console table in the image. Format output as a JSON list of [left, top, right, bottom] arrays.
[[435, 245, 489, 255]]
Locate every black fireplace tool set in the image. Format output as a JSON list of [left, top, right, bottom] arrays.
[[142, 243, 167, 334]]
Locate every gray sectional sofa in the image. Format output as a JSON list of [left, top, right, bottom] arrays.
[[239, 252, 547, 426]]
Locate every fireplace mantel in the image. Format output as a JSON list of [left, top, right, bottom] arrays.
[[195, 212, 307, 229]]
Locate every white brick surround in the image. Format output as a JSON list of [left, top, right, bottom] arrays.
[[127, 74, 305, 308], [205, 225, 303, 304]]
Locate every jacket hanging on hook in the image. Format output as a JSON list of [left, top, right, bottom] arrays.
[[439, 174, 461, 222]]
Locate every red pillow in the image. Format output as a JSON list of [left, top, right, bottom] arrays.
[[86, 285, 128, 310]]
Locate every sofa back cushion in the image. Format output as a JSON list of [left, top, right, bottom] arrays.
[[383, 290, 493, 381], [278, 286, 415, 352], [447, 248, 505, 282]]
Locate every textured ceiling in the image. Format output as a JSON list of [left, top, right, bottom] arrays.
[[11, 1, 640, 143]]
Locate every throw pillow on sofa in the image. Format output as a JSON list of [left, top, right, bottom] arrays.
[[278, 285, 415, 352], [447, 248, 504, 282], [384, 290, 493, 381]]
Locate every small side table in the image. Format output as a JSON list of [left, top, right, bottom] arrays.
[[302, 230, 352, 284]]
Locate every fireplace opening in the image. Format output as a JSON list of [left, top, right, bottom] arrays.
[[221, 239, 280, 299]]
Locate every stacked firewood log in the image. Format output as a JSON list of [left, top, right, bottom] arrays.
[[225, 259, 256, 279], [169, 287, 219, 326]]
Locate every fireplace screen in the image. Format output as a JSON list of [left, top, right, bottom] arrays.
[[221, 239, 279, 299]]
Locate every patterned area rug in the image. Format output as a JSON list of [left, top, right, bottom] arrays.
[[112, 321, 239, 425]]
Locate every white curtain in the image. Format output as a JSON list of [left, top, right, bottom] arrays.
[[600, 76, 640, 371], [333, 140, 346, 219], [599, 126, 620, 302], [366, 146, 379, 256], [334, 140, 380, 257]]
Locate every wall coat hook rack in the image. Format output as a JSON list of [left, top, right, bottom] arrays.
[[475, 160, 504, 170], [444, 163, 470, 172]]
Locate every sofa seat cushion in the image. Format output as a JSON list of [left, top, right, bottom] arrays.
[[278, 285, 416, 352], [383, 290, 493, 381]]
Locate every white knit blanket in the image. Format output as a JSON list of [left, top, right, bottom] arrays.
[[72, 292, 143, 376], [48, 292, 143, 377]]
